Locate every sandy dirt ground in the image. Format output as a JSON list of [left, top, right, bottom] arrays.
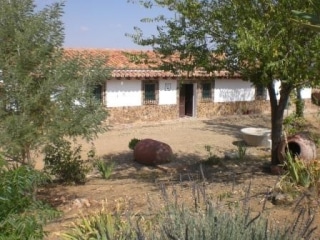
[[40, 113, 320, 239]]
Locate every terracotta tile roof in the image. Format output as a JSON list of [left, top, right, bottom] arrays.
[[63, 48, 240, 79], [111, 69, 235, 78]]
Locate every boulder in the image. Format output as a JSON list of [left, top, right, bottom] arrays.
[[133, 138, 173, 165]]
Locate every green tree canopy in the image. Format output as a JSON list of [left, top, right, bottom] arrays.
[[292, 0, 320, 31], [0, 0, 109, 165], [128, 0, 320, 164]]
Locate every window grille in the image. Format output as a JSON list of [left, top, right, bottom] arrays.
[[256, 85, 267, 100], [202, 83, 212, 100], [93, 85, 103, 102], [144, 83, 157, 104]]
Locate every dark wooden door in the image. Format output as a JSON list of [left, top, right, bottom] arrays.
[[179, 84, 193, 117], [185, 84, 193, 116], [179, 85, 186, 117]]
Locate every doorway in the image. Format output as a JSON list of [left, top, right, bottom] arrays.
[[179, 84, 194, 117]]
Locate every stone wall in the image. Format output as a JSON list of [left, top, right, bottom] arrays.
[[197, 100, 270, 118], [106, 105, 179, 124], [106, 99, 318, 125]]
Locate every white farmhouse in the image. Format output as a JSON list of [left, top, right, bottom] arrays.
[[65, 49, 313, 124]]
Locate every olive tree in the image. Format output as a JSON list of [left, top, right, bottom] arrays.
[[128, 0, 320, 165], [292, 0, 320, 31], [0, 0, 109, 165]]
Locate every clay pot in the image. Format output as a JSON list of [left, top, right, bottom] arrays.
[[277, 133, 317, 164], [133, 138, 173, 165]]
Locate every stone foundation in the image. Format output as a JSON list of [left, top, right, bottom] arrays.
[[106, 100, 318, 124], [197, 100, 270, 118], [106, 105, 179, 124]]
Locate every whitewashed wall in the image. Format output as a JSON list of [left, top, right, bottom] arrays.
[[300, 87, 312, 99], [214, 79, 255, 102], [266, 80, 312, 100], [106, 80, 142, 107], [105, 78, 312, 108], [266, 80, 281, 100], [159, 80, 177, 105]]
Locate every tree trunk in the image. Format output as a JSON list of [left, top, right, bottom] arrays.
[[295, 87, 304, 117], [267, 81, 292, 165], [22, 144, 33, 167]]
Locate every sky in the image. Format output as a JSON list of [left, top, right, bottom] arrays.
[[35, 0, 171, 49]]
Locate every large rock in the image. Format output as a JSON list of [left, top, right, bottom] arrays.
[[133, 138, 173, 165]]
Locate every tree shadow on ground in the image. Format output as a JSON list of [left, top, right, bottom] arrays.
[[201, 114, 271, 138], [100, 150, 203, 183], [99, 149, 272, 187]]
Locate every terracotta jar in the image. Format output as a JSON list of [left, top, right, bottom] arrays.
[[277, 133, 317, 164], [134, 138, 173, 165]]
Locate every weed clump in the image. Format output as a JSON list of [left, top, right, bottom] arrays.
[[94, 159, 115, 180], [128, 138, 141, 150]]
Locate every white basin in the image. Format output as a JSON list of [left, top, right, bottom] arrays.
[[240, 127, 271, 147]]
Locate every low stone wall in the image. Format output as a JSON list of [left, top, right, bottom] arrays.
[[197, 100, 270, 118], [106, 100, 318, 124], [106, 105, 179, 124]]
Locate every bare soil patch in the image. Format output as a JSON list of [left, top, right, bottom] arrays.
[[41, 113, 320, 239]]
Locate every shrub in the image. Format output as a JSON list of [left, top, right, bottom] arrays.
[[128, 138, 140, 150], [43, 140, 92, 185], [62, 184, 316, 239], [0, 158, 59, 239], [94, 159, 115, 180], [283, 114, 307, 135], [282, 152, 320, 189], [62, 212, 135, 240], [62, 201, 315, 239]]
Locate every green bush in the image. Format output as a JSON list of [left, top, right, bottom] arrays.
[[128, 138, 140, 150], [43, 140, 92, 185], [0, 158, 59, 239], [283, 114, 307, 135]]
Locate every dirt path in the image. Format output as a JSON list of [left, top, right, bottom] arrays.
[[89, 114, 271, 159], [41, 113, 320, 239]]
